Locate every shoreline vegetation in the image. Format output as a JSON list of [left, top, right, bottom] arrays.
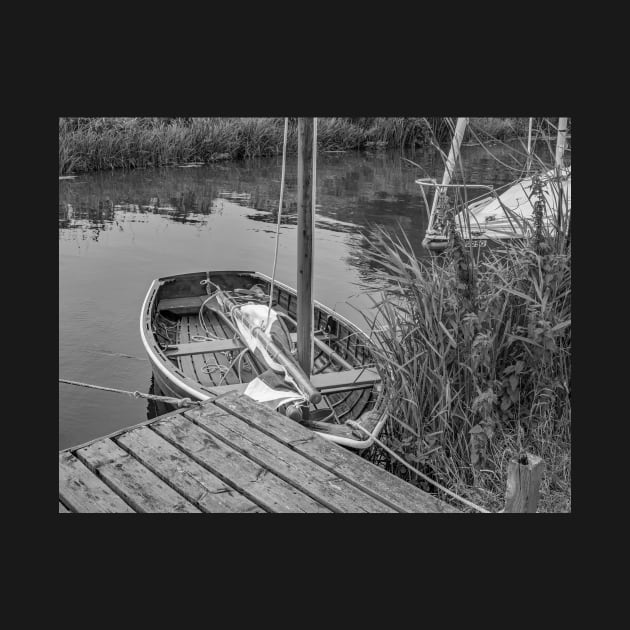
[[362, 232, 571, 513], [59, 117, 537, 175]]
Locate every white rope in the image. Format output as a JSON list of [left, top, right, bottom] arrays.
[[346, 420, 491, 513], [266, 117, 289, 331]]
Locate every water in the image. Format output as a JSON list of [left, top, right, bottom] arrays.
[[59, 142, 553, 449]]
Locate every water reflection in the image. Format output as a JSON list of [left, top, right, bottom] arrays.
[[59, 140, 569, 449], [60, 141, 563, 270], [64, 143, 547, 226]]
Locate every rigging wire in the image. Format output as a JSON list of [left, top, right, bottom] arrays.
[[266, 117, 289, 331]]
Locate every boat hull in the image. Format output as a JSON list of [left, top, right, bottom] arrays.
[[140, 270, 386, 449]]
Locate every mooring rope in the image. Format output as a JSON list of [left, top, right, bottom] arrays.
[[346, 420, 490, 513], [266, 117, 290, 331], [59, 378, 201, 408]]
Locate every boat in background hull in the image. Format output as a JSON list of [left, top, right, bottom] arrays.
[[421, 166, 571, 252]]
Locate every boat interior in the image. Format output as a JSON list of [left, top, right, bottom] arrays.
[[147, 270, 382, 442]]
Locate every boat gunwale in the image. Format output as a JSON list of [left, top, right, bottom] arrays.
[[140, 270, 386, 449]]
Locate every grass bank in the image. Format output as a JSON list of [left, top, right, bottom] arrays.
[[361, 210, 571, 513], [58, 117, 533, 175]]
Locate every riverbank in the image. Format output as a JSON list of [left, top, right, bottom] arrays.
[[59, 117, 533, 175], [361, 232, 571, 513]]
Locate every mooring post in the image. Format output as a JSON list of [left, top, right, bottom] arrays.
[[296, 117, 314, 375], [554, 116, 569, 235], [503, 453, 545, 513]]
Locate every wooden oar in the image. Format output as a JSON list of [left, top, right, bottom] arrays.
[[275, 310, 354, 371], [218, 292, 322, 404]]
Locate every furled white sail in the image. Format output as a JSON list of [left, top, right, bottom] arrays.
[[232, 304, 306, 409]]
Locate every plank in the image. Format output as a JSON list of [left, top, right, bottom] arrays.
[[185, 404, 396, 513], [165, 338, 244, 358], [204, 367, 379, 398], [59, 501, 71, 513], [158, 296, 205, 313], [75, 439, 201, 513], [116, 427, 263, 513], [310, 368, 380, 393], [176, 317, 200, 383], [289, 331, 331, 343], [187, 315, 223, 386], [151, 415, 330, 513], [59, 451, 135, 513], [213, 391, 458, 513], [189, 314, 240, 385]]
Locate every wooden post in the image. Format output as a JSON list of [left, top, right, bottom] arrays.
[[503, 453, 545, 513], [554, 117, 569, 234], [554, 117, 568, 169], [296, 118, 314, 375]]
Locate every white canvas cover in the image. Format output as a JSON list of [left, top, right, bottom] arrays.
[[233, 304, 306, 409]]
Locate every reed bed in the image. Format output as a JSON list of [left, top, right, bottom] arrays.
[[59, 117, 498, 175], [359, 221, 571, 513]]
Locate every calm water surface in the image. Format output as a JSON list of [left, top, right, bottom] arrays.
[[59, 143, 553, 449]]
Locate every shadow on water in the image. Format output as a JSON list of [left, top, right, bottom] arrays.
[[146, 374, 175, 420]]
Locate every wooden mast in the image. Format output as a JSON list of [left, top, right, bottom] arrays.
[[296, 118, 314, 375]]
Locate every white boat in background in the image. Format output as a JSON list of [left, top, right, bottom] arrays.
[[420, 165, 571, 250], [419, 117, 571, 251]]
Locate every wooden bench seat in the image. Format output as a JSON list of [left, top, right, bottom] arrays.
[[205, 367, 379, 397], [164, 338, 245, 358], [157, 296, 207, 314]]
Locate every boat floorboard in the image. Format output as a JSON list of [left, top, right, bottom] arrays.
[[59, 393, 458, 513]]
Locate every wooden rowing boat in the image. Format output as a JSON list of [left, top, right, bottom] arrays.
[[140, 269, 386, 449]]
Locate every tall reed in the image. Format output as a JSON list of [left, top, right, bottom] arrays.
[[359, 225, 571, 512], [59, 117, 502, 175]]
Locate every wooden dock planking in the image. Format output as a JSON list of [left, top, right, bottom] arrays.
[[60, 393, 458, 513], [115, 427, 264, 513], [152, 415, 329, 513], [213, 392, 458, 513], [75, 439, 201, 513], [185, 405, 396, 513], [59, 451, 135, 513]]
